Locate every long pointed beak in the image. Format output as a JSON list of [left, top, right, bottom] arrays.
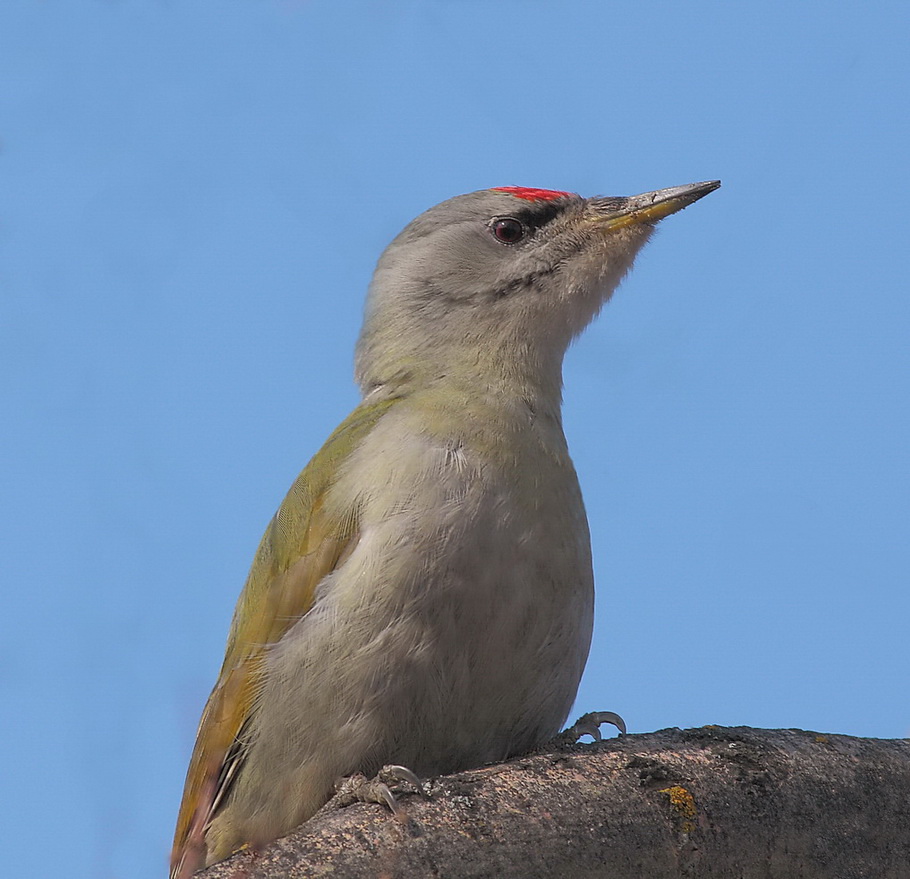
[[590, 180, 720, 230]]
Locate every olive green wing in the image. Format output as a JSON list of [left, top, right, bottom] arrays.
[[170, 398, 395, 879]]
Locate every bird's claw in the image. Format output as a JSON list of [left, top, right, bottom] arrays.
[[332, 764, 428, 815], [554, 710, 627, 746], [379, 764, 426, 795]]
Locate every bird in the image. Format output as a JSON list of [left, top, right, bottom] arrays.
[[170, 179, 720, 878]]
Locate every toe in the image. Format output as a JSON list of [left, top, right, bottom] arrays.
[[378, 764, 427, 797], [573, 710, 627, 738], [550, 710, 627, 748]]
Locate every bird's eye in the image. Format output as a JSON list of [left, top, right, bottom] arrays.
[[491, 217, 525, 245]]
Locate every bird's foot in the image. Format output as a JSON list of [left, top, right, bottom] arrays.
[[331, 764, 428, 815], [549, 710, 627, 748]]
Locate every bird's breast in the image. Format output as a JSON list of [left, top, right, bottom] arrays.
[[306, 399, 595, 770]]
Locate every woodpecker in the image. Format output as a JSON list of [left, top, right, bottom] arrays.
[[171, 180, 720, 877]]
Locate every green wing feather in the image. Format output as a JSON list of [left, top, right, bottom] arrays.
[[171, 398, 396, 878]]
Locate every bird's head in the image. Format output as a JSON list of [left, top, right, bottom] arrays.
[[355, 181, 719, 401]]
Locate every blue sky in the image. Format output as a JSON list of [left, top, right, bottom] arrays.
[[3, 2, 908, 877]]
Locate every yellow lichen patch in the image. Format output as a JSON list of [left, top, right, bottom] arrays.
[[813, 734, 829, 744], [659, 785, 697, 834]]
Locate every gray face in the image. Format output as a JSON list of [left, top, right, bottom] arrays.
[[382, 190, 589, 300], [355, 188, 655, 395]]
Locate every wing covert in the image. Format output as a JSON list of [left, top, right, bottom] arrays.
[[170, 398, 396, 878]]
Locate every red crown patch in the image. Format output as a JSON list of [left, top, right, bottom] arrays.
[[491, 186, 573, 202]]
